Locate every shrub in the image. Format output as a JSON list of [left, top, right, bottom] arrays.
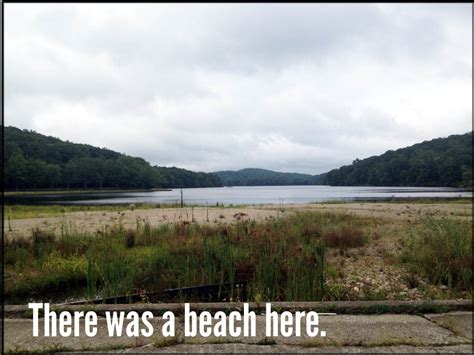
[[322, 225, 365, 249]]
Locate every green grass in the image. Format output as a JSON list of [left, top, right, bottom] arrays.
[[401, 216, 472, 291], [310, 197, 472, 205], [384, 197, 472, 204], [5, 204, 163, 220], [5, 203, 251, 220]]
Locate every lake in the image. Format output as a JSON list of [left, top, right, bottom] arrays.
[[5, 186, 472, 206]]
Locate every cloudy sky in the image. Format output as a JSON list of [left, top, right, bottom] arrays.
[[5, 4, 472, 174]]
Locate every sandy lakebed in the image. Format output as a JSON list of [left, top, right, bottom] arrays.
[[4, 202, 472, 238]]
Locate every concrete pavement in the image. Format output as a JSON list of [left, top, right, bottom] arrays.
[[3, 302, 472, 353]]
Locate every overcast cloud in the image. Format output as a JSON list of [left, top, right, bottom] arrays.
[[5, 4, 472, 174]]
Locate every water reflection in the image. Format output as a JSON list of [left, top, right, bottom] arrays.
[[5, 185, 472, 206]]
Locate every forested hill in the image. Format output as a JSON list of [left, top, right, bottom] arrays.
[[215, 132, 472, 188], [5, 127, 472, 190], [4, 126, 222, 190], [215, 168, 319, 186], [319, 132, 473, 187]]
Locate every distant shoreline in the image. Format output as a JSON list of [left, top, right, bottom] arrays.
[[4, 188, 172, 196]]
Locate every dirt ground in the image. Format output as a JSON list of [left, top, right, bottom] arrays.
[[4, 202, 471, 239], [273, 202, 472, 221]]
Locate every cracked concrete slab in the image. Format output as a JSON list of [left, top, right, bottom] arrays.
[[424, 312, 473, 340], [127, 343, 473, 353], [4, 313, 472, 353], [174, 314, 470, 347], [4, 318, 166, 353]]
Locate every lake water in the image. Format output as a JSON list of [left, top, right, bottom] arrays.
[[6, 186, 472, 206]]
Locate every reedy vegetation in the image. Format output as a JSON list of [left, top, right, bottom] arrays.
[[4, 211, 472, 304], [402, 216, 472, 291]]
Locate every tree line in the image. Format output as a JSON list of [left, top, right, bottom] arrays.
[[5, 126, 472, 190], [319, 132, 473, 187], [215, 168, 318, 186], [4, 127, 222, 190], [215, 133, 473, 188]]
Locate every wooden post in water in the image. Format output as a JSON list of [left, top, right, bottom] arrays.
[[180, 189, 184, 208]]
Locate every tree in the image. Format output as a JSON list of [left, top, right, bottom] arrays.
[[5, 151, 29, 189], [46, 164, 62, 188]]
